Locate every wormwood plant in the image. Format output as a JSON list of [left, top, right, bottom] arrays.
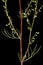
[[2, 0, 43, 65]]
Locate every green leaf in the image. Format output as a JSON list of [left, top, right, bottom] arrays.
[[32, 0, 37, 3], [2, 0, 7, 2], [27, 18, 30, 24], [31, 32, 39, 43]]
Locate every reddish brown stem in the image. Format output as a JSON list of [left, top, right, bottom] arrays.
[[19, 0, 23, 65]]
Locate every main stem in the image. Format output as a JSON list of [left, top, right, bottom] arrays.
[[19, 0, 23, 65]]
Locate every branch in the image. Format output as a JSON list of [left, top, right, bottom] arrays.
[[22, 0, 40, 62], [2, 0, 20, 39], [23, 46, 41, 62], [1, 29, 19, 39], [32, 0, 38, 29], [25, 0, 32, 13]]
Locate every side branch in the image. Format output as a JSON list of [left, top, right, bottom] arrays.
[[2, 0, 20, 39]]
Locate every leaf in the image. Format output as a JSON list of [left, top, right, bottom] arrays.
[[2, 0, 7, 2], [3, 6, 6, 9], [6, 23, 10, 26], [17, 53, 21, 61], [22, 55, 26, 61], [32, 0, 37, 3], [38, 5, 43, 13], [27, 27, 31, 31], [31, 44, 37, 55], [26, 18, 30, 24], [36, 32, 39, 34], [31, 37, 35, 43], [22, 13, 27, 18], [32, 46, 41, 56], [34, 15, 37, 19], [32, 9, 35, 11], [31, 32, 39, 43]]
